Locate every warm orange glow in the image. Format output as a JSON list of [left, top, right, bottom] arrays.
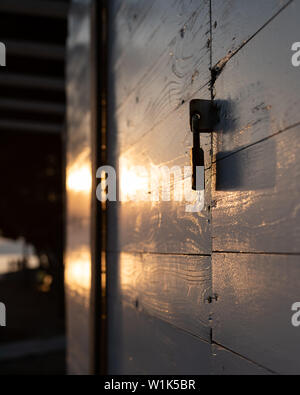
[[67, 163, 92, 193], [119, 157, 150, 201], [65, 248, 91, 292], [119, 157, 194, 203]]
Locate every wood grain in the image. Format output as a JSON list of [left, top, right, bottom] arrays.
[[211, 0, 291, 66], [107, 252, 212, 341], [110, 0, 210, 114], [108, 302, 212, 375], [212, 124, 300, 253], [107, 0, 212, 254], [212, 0, 300, 158], [107, 96, 212, 254], [212, 253, 300, 374]]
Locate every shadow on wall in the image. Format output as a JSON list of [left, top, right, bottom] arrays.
[[214, 99, 276, 191]]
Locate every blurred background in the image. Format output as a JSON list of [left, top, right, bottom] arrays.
[[0, 0, 70, 375]]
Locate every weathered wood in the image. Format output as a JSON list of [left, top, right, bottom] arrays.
[[107, 0, 212, 255], [212, 1, 300, 158], [106, 0, 300, 376], [211, 0, 291, 66], [212, 124, 300, 253], [212, 344, 272, 375], [112, 3, 211, 155], [107, 252, 212, 341], [107, 96, 212, 254], [110, 0, 210, 114], [212, 253, 300, 374], [108, 303, 211, 375]]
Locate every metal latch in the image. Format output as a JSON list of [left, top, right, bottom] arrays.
[[190, 99, 218, 190]]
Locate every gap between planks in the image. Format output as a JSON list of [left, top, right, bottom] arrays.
[[213, 251, 300, 256], [210, 0, 294, 73], [125, 304, 212, 346], [211, 340, 277, 375], [212, 120, 300, 164], [107, 250, 212, 257], [118, 81, 210, 157]]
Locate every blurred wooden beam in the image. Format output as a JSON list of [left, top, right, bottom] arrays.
[[0, 73, 65, 91], [0, 0, 69, 19], [0, 98, 65, 116], [5, 40, 65, 61], [0, 120, 62, 134]]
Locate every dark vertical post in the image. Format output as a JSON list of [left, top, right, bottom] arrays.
[[90, 0, 108, 375]]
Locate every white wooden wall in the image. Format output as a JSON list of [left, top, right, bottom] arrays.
[[107, 0, 300, 375], [107, 0, 213, 375], [211, 0, 300, 375]]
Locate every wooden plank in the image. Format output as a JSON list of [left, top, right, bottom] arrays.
[[112, 1, 211, 154], [212, 344, 272, 375], [107, 96, 212, 254], [107, 0, 213, 374], [212, 124, 300, 253], [108, 303, 211, 375], [211, 0, 291, 65], [212, 0, 300, 158], [110, 0, 210, 112], [107, 252, 212, 341], [212, 253, 300, 374], [107, 0, 212, 255]]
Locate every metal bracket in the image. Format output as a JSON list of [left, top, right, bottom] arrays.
[[189, 99, 218, 191], [189, 99, 218, 133]]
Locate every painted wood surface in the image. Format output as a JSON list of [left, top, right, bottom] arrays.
[[212, 253, 300, 374], [110, 0, 210, 116], [107, 96, 212, 254], [211, 345, 272, 375], [212, 124, 300, 253], [107, 0, 212, 254], [211, 0, 291, 66], [212, 1, 300, 253], [212, 0, 299, 158], [107, 252, 212, 341], [109, 303, 211, 375], [106, 0, 300, 376]]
